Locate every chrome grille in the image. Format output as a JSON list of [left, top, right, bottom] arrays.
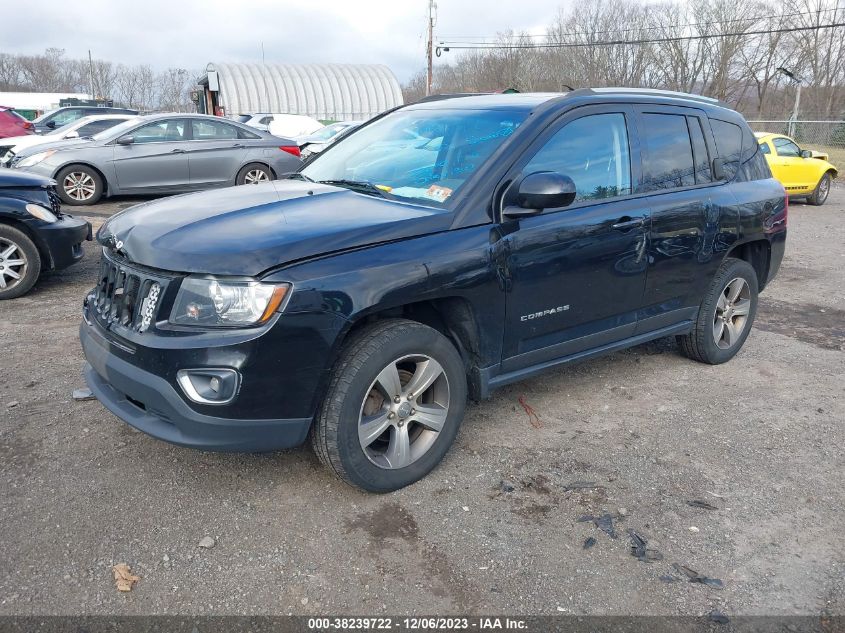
[[92, 254, 166, 332]]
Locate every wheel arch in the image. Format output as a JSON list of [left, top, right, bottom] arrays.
[[52, 161, 110, 196], [0, 216, 53, 269], [237, 161, 276, 181], [725, 239, 771, 291], [327, 296, 485, 400]]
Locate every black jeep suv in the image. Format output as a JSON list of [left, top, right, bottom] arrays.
[[80, 89, 786, 491]]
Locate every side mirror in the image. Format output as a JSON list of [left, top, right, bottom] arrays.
[[45, 121, 57, 129], [503, 171, 577, 218], [800, 149, 812, 158], [116, 135, 135, 145], [64, 131, 79, 139], [712, 157, 727, 181]]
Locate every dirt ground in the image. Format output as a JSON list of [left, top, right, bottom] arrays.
[[0, 187, 843, 619]]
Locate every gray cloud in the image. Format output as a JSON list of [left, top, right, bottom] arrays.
[[1, 0, 563, 82]]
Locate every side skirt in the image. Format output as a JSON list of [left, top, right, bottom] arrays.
[[478, 321, 693, 399]]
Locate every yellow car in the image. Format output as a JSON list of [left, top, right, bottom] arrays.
[[756, 133, 837, 205]]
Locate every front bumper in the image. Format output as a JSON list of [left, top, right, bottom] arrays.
[[38, 215, 91, 270], [80, 320, 313, 452]]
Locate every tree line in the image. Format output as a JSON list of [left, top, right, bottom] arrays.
[[404, 0, 845, 120], [0, 48, 197, 112]]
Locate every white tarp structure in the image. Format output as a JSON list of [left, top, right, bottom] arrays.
[[200, 63, 403, 121]]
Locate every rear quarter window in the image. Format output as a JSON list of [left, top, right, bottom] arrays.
[[710, 118, 768, 182]]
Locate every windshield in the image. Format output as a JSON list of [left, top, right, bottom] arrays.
[[301, 108, 526, 207], [92, 116, 142, 141], [311, 123, 348, 141], [32, 108, 59, 124], [235, 114, 252, 123]]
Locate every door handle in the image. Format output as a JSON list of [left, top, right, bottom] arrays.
[[232, 143, 245, 148], [170, 148, 185, 154], [611, 216, 645, 231]]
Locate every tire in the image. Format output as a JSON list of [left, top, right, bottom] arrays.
[[807, 172, 831, 206], [677, 257, 758, 365], [0, 224, 41, 300], [55, 165, 103, 205], [311, 319, 467, 492], [236, 163, 273, 185]]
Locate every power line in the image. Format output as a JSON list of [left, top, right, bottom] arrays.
[[438, 6, 843, 45], [436, 22, 845, 51]]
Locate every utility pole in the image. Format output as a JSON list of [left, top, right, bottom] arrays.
[[777, 66, 804, 138], [426, 0, 437, 96], [88, 49, 95, 100]]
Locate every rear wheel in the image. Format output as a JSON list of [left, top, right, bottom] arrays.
[[0, 224, 41, 299], [55, 165, 103, 205], [808, 172, 831, 206], [236, 163, 273, 185], [677, 257, 758, 365], [311, 319, 467, 492]]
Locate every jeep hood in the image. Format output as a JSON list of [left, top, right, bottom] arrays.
[[97, 181, 451, 275]]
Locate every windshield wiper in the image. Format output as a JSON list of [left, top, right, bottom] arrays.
[[318, 179, 391, 198]]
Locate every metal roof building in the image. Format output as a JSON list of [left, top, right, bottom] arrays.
[[197, 62, 403, 121]]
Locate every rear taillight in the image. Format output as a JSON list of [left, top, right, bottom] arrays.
[[279, 145, 301, 158], [18, 120, 33, 130]]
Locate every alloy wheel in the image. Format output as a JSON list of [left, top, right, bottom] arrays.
[[0, 238, 27, 291], [713, 277, 751, 349], [244, 169, 269, 184], [63, 171, 96, 201], [358, 354, 450, 469], [818, 176, 830, 203]]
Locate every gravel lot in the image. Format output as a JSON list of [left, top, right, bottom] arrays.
[[0, 187, 843, 618]]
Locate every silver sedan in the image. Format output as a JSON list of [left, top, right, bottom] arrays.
[[10, 113, 302, 205]]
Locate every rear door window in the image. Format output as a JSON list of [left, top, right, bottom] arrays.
[[191, 119, 240, 140], [687, 117, 712, 184], [639, 113, 695, 190]]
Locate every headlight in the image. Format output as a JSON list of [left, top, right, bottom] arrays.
[[25, 203, 58, 223], [16, 150, 55, 168], [170, 276, 290, 327]]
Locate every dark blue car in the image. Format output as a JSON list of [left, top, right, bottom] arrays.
[[79, 89, 787, 491], [0, 170, 90, 299]]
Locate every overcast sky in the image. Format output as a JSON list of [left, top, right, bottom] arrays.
[[1, 0, 564, 83]]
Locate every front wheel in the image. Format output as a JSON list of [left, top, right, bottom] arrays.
[[236, 163, 273, 185], [0, 224, 41, 299], [808, 172, 831, 206], [311, 319, 467, 492], [55, 165, 103, 205], [677, 257, 759, 365]]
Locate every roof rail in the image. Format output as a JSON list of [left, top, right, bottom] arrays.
[[569, 87, 727, 107]]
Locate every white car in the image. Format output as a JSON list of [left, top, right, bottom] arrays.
[[0, 114, 137, 167], [236, 113, 325, 137], [297, 121, 362, 158], [267, 114, 324, 139]]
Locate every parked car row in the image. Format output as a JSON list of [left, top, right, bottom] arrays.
[[0, 114, 136, 166], [6, 113, 301, 205]]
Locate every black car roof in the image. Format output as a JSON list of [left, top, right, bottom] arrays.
[[406, 88, 737, 118]]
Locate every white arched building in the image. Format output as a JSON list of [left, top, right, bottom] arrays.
[[197, 62, 403, 121]]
